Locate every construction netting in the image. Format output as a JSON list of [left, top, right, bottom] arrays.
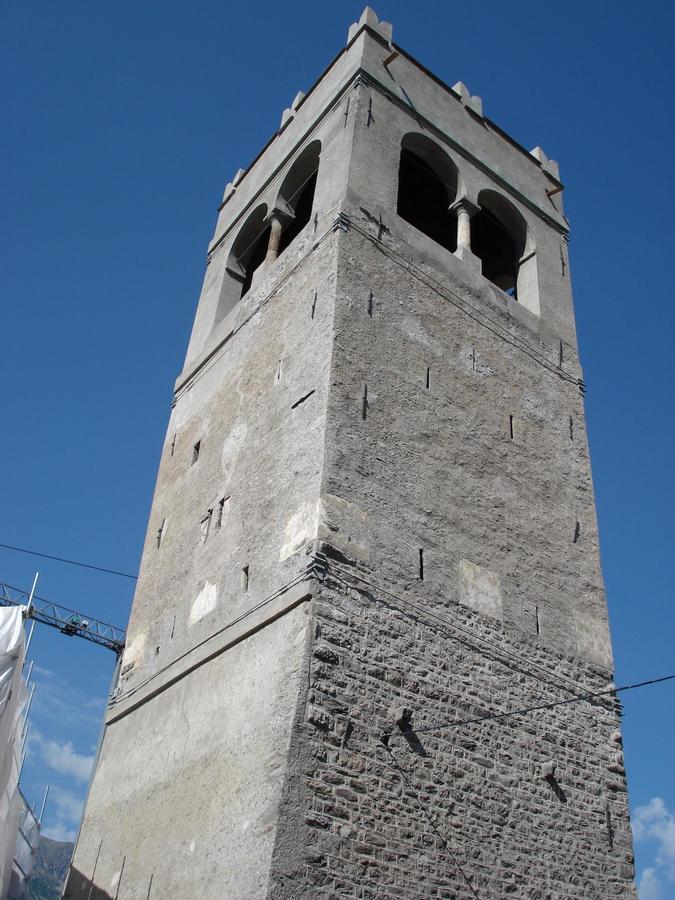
[[7, 791, 39, 899], [0, 607, 28, 899]]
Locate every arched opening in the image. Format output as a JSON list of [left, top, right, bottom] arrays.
[[239, 225, 270, 297], [215, 203, 269, 325], [471, 191, 528, 300], [397, 133, 459, 253], [276, 140, 321, 256]]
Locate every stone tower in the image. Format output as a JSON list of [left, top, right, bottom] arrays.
[[66, 9, 636, 899]]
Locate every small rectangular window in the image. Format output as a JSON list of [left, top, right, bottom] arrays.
[[200, 509, 212, 544], [156, 518, 166, 548], [215, 497, 229, 530]]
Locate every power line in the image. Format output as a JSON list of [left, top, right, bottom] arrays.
[[384, 674, 675, 742], [0, 542, 138, 581], [325, 558, 674, 741], [324, 558, 591, 698], [108, 564, 318, 708], [349, 220, 581, 389]]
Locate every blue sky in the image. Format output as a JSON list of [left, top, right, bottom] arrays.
[[1, 0, 673, 892]]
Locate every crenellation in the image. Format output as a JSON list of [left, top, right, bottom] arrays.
[[451, 80, 484, 118], [530, 145, 561, 181], [347, 7, 393, 46]]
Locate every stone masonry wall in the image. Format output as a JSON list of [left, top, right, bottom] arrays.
[[267, 187, 636, 897], [268, 575, 635, 899], [319, 219, 613, 673]]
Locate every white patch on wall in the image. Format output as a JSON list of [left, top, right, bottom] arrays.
[[279, 501, 319, 561], [523, 394, 550, 423], [171, 391, 195, 430], [221, 422, 248, 484], [574, 610, 612, 669], [172, 393, 213, 434], [189, 581, 218, 626], [400, 315, 433, 347], [121, 632, 147, 669], [109, 870, 121, 891], [317, 494, 370, 561], [459, 559, 503, 620]]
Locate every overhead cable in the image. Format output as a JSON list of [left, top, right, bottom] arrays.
[[383, 674, 675, 742], [325, 558, 591, 697], [0, 542, 138, 581], [348, 220, 581, 388]]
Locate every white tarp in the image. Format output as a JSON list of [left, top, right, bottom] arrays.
[[0, 608, 27, 900]]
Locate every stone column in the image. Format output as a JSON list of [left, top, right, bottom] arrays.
[[264, 205, 294, 264], [456, 204, 472, 251], [265, 214, 284, 263], [450, 197, 481, 271]]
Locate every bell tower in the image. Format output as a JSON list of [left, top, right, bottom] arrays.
[[66, 9, 636, 898]]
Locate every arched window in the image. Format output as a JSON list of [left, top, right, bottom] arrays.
[[471, 190, 530, 302], [215, 204, 269, 325], [276, 140, 321, 256], [397, 134, 459, 252], [212, 143, 321, 329], [239, 224, 270, 297]]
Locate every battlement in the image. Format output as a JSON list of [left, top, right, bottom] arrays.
[[219, 8, 561, 226], [183, 8, 573, 380]]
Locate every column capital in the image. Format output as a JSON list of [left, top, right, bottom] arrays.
[[264, 201, 294, 227], [449, 197, 479, 218]]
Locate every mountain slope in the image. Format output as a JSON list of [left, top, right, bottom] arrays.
[[25, 836, 73, 900]]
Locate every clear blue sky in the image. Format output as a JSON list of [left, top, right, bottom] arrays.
[[1, 0, 673, 893]]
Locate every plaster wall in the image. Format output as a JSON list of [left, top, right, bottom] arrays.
[[258, 58, 634, 893], [67, 130, 343, 898], [65, 602, 311, 899], [117, 219, 338, 692]]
